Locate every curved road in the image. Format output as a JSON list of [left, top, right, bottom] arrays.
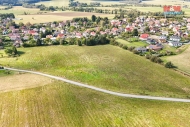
[[4, 67, 190, 103]]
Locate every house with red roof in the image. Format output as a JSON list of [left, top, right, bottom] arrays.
[[125, 27, 133, 32], [57, 34, 65, 39], [90, 32, 96, 36], [139, 34, 149, 40]]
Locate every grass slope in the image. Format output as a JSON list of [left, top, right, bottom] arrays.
[[0, 82, 190, 127], [165, 45, 190, 73], [0, 45, 190, 98]]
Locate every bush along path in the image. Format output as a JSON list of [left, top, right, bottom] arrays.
[[4, 67, 190, 103]]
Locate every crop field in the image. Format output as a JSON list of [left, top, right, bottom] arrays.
[[0, 80, 189, 126], [0, 6, 40, 15], [142, 0, 190, 5], [36, 0, 124, 7], [13, 11, 115, 23], [0, 45, 190, 98], [165, 45, 190, 73], [0, 73, 53, 93]]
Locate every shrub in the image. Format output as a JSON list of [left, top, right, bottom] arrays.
[[145, 54, 151, 59], [133, 50, 139, 54], [122, 45, 128, 50], [119, 43, 124, 48], [128, 46, 135, 51], [150, 56, 157, 62], [165, 62, 175, 68]]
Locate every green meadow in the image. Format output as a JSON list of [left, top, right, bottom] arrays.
[[0, 45, 190, 98]]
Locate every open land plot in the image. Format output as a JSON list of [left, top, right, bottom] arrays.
[[0, 6, 40, 15], [142, 0, 190, 5], [14, 11, 115, 23], [0, 81, 190, 126], [165, 45, 190, 73], [0, 45, 190, 98], [0, 73, 53, 93], [36, 0, 124, 7]]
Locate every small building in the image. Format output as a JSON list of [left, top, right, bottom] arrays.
[[168, 41, 182, 47], [135, 47, 147, 53], [169, 36, 181, 42], [146, 44, 163, 51], [159, 35, 167, 40]]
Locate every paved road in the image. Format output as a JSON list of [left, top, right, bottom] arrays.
[[4, 67, 190, 103]]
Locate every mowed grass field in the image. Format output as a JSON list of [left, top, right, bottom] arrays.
[[0, 45, 190, 98], [0, 80, 190, 127], [165, 45, 190, 73]]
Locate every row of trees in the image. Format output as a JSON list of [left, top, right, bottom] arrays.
[[0, 13, 15, 19]]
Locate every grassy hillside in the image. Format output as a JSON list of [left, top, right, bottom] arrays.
[[0, 45, 190, 98], [165, 45, 190, 74], [0, 81, 190, 127]]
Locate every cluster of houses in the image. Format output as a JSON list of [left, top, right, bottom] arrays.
[[0, 16, 190, 49]]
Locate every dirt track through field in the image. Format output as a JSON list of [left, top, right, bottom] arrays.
[[4, 67, 190, 103]]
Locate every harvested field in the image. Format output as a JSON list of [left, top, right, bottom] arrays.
[[42, 11, 114, 17], [15, 11, 115, 23], [0, 73, 53, 93]]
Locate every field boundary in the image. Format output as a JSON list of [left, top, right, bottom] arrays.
[[3, 67, 190, 103]]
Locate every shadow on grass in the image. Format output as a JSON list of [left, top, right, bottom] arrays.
[[18, 51, 25, 55]]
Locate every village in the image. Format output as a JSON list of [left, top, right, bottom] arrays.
[[1, 13, 190, 54]]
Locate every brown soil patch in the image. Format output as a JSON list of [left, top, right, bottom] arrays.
[[0, 73, 54, 93]]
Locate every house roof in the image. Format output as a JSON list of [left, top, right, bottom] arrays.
[[170, 36, 181, 39], [140, 34, 149, 38]]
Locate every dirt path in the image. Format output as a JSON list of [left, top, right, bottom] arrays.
[[4, 67, 190, 103]]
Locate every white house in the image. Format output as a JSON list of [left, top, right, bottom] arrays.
[[169, 36, 181, 42], [168, 41, 182, 47]]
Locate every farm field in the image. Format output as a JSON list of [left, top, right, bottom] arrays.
[[0, 6, 40, 15], [0, 45, 190, 98], [0, 80, 190, 126], [0, 73, 53, 93], [13, 11, 115, 23], [36, 0, 124, 7], [165, 45, 190, 73], [142, 0, 190, 5]]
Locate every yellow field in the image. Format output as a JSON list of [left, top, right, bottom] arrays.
[[0, 73, 53, 93], [0, 6, 40, 15], [14, 11, 115, 24]]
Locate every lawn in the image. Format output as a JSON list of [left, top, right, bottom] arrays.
[[0, 81, 190, 126], [116, 38, 148, 47], [164, 45, 190, 73], [0, 45, 190, 98]]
